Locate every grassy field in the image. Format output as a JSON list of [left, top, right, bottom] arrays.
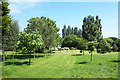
[[2, 50, 119, 78]]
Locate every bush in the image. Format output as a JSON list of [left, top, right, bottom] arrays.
[[98, 39, 111, 53], [113, 44, 118, 52], [61, 34, 78, 48]]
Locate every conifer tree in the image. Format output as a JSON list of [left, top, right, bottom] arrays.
[[82, 15, 102, 41]]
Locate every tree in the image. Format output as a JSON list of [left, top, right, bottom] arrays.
[[62, 25, 67, 38], [74, 27, 78, 35], [1, 1, 12, 61], [6, 20, 19, 59], [114, 39, 120, 51], [82, 15, 102, 41], [109, 37, 118, 41], [98, 38, 111, 53], [66, 25, 71, 35], [90, 46, 95, 62], [62, 26, 82, 38], [71, 27, 74, 34], [56, 34, 63, 47], [77, 29, 82, 38], [77, 38, 88, 54], [61, 34, 78, 48], [88, 41, 96, 62], [113, 44, 118, 52], [18, 30, 43, 65], [24, 16, 60, 57], [104, 38, 114, 46]]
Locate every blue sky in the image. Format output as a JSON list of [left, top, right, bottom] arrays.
[[9, 2, 118, 38]]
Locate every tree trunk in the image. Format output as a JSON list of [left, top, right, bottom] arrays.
[[16, 51, 17, 55], [3, 50, 5, 61], [29, 52, 31, 65], [90, 52, 92, 62], [83, 50, 84, 55], [13, 50, 14, 59], [44, 47, 46, 58], [37, 53, 38, 57], [6, 51, 7, 56], [44, 53, 46, 58], [34, 52, 35, 58], [16, 49, 17, 55]]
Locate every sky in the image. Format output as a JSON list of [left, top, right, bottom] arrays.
[[8, 2, 118, 38]]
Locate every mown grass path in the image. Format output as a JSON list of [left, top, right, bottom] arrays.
[[2, 50, 118, 78]]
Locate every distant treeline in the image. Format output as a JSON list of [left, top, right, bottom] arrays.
[[61, 15, 120, 53]]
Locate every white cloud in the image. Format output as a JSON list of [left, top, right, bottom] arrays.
[[8, 2, 40, 14], [9, 3, 20, 14]]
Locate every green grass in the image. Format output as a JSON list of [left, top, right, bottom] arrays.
[[2, 50, 119, 78]]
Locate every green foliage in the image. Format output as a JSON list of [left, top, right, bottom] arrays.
[[61, 34, 78, 48], [62, 26, 82, 38], [18, 30, 43, 52], [62, 34, 88, 50], [1, 2, 12, 50], [98, 39, 111, 53], [97, 49, 101, 53], [56, 34, 63, 46], [66, 25, 72, 35], [62, 25, 67, 38], [25, 16, 60, 50], [77, 29, 82, 38], [74, 27, 78, 35], [88, 41, 96, 52], [114, 39, 120, 51], [113, 44, 118, 52], [109, 37, 118, 41], [104, 38, 114, 46], [77, 38, 88, 50], [88, 41, 98, 50], [82, 15, 102, 41], [5, 20, 19, 51]]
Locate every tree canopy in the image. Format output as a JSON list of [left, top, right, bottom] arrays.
[[18, 30, 43, 53], [24, 16, 60, 50], [1, 2, 12, 51], [82, 15, 102, 41]]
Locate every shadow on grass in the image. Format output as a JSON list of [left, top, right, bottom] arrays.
[[72, 54, 83, 56], [5, 53, 53, 60], [5, 55, 45, 59], [17, 52, 55, 54], [76, 61, 88, 64], [98, 63, 102, 65], [111, 60, 120, 63], [4, 61, 30, 66]]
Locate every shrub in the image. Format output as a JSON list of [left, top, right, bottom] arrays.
[[98, 39, 111, 53], [113, 44, 118, 52]]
